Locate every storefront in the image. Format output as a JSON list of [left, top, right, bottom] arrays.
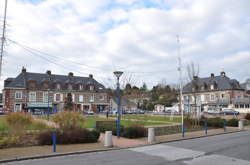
[[27, 103, 53, 114]]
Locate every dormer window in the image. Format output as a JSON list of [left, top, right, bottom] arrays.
[[89, 85, 94, 91], [43, 82, 49, 89], [28, 81, 36, 88], [79, 84, 83, 90], [56, 84, 61, 90], [68, 84, 73, 90], [210, 84, 214, 90]]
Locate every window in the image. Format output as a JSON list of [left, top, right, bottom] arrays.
[[15, 104, 21, 112], [79, 95, 84, 102], [55, 93, 61, 102], [201, 95, 205, 102], [99, 95, 104, 101], [68, 84, 73, 90], [79, 84, 83, 90], [15, 91, 22, 99], [210, 94, 215, 101], [29, 92, 36, 102], [221, 94, 225, 99], [235, 104, 239, 108], [72, 93, 75, 102], [210, 85, 214, 90], [89, 85, 94, 91], [89, 95, 94, 102], [240, 104, 244, 108], [56, 84, 61, 90], [245, 104, 249, 108], [43, 92, 48, 102]]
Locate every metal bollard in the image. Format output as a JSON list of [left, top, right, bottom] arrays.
[[182, 125, 185, 137], [52, 131, 56, 152], [148, 128, 155, 143], [104, 131, 113, 147], [204, 122, 208, 135], [224, 120, 227, 132], [238, 120, 244, 130]]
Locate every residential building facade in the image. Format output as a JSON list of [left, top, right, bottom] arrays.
[[3, 68, 109, 113], [182, 72, 250, 113]]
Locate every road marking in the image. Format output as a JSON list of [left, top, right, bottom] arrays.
[[184, 154, 250, 165], [129, 144, 205, 161]]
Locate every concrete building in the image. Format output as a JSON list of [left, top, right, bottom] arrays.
[[3, 68, 109, 113]]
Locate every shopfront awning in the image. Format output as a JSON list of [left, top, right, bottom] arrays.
[[28, 103, 52, 108]]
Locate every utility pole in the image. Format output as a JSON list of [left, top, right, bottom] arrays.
[[0, 0, 8, 79], [177, 35, 184, 135]]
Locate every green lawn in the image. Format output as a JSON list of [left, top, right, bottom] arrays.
[[0, 117, 8, 132], [120, 115, 182, 123], [82, 116, 168, 128]]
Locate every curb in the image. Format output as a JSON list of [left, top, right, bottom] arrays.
[[0, 129, 247, 164]]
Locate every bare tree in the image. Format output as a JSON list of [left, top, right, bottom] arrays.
[[186, 62, 200, 122]]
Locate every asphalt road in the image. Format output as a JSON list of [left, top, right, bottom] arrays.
[[5, 131, 250, 165]]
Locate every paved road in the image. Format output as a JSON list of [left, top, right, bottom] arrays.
[[5, 131, 250, 165]]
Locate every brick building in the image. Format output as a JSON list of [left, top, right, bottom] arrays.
[[3, 68, 109, 113]]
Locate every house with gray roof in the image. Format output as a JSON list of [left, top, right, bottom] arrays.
[[182, 72, 250, 113], [3, 67, 109, 113]]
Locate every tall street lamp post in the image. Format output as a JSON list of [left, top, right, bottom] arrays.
[[113, 71, 123, 138]]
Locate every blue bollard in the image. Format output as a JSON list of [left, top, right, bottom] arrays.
[[224, 120, 227, 132], [52, 131, 56, 152], [182, 125, 185, 137], [204, 122, 208, 135]]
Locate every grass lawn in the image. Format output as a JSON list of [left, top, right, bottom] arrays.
[[0, 117, 9, 132], [121, 115, 182, 123], [82, 116, 169, 128]]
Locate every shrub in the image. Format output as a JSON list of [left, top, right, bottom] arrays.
[[0, 136, 20, 148], [6, 112, 32, 127], [52, 111, 85, 129], [245, 113, 250, 120], [122, 125, 147, 138], [97, 124, 124, 136], [227, 119, 239, 127], [37, 128, 100, 145], [204, 118, 225, 128]]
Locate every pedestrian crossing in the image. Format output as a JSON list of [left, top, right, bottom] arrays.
[[128, 144, 250, 165]]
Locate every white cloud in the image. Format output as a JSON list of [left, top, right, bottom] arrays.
[[0, 0, 249, 89]]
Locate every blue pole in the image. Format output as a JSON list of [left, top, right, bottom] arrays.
[[182, 124, 185, 137], [52, 131, 56, 152], [205, 122, 208, 135], [224, 120, 227, 132], [116, 77, 121, 138]]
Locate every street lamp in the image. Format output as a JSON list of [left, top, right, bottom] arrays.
[[113, 71, 123, 138]]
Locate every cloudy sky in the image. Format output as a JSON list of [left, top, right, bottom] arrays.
[[0, 0, 249, 89]]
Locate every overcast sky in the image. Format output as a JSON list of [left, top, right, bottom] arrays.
[[0, 0, 249, 89]]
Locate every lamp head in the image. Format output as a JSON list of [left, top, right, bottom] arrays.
[[113, 71, 123, 78]]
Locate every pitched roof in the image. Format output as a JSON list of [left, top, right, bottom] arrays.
[[4, 72, 105, 91], [183, 74, 243, 93]]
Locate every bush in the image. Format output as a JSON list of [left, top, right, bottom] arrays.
[[227, 119, 239, 127], [52, 111, 85, 129], [6, 112, 32, 127], [204, 118, 225, 128], [245, 113, 250, 120], [0, 136, 20, 148], [122, 125, 147, 138], [37, 128, 100, 145], [97, 124, 124, 136]]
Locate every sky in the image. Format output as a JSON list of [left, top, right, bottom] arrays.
[[0, 0, 249, 89]]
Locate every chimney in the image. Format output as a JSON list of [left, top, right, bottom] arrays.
[[221, 71, 226, 77], [89, 74, 93, 79], [68, 72, 73, 77], [46, 70, 51, 75], [211, 73, 214, 78], [22, 67, 26, 73]]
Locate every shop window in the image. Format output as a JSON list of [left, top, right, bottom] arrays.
[[15, 91, 22, 99]]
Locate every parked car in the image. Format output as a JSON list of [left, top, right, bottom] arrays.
[[207, 110, 220, 115], [138, 110, 145, 114], [0, 109, 9, 115], [220, 109, 240, 115], [87, 110, 94, 116], [33, 109, 43, 115]]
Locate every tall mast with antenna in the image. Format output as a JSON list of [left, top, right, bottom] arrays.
[[0, 0, 8, 79], [177, 35, 184, 135]]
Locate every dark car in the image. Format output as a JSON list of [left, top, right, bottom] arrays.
[[220, 109, 240, 115]]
